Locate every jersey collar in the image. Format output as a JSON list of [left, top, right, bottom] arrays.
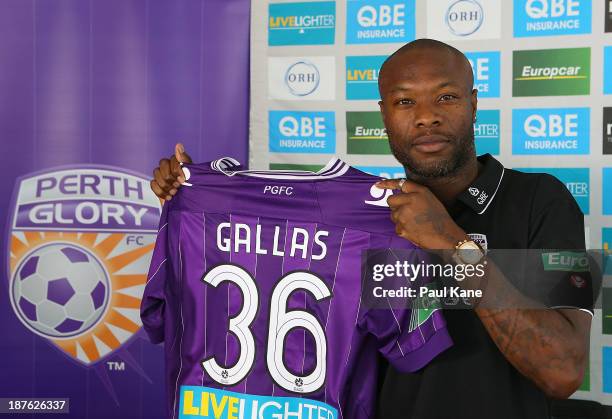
[[457, 154, 505, 215]]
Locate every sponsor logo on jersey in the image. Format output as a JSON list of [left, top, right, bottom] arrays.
[[466, 51, 500, 98], [427, 0, 501, 41], [512, 108, 589, 154], [355, 166, 404, 179], [346, 55, 387, 100], [346, 0, 415, 44], [603, 228, 612, 276], [604, 108, 612, 154], [269, 111, 336, 154], [7, 166, 161, 366], [514, 167, 589, 214], [604, 168, 612, 215], [268, 2, 336, 46], [179, 386, 338, 419], [606, 0, 612, 32], [513, 48, 590, 96], [346, 111, 390, 154], [268, 56, 335, 101], [605, 47, 612, 94], [474, 109, 500, 155], [513, 0, 592, 37]]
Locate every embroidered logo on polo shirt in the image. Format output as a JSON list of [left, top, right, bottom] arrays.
[[477, 191, 489, 205], [469, 187, 480, 196]]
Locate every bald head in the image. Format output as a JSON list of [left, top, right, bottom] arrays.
[[378, 39, 474, 96]]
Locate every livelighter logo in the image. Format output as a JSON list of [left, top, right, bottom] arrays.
[[513, 47, 590, 96]]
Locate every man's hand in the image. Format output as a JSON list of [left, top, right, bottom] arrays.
[[151, 143, 192, 201], [376, 178, 466, 249]]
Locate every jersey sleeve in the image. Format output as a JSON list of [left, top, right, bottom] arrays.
[[359, 243, 453, 373], [526, 174, 595, 314], [360, 305, 452, 373], [140, 203, 173, 344]]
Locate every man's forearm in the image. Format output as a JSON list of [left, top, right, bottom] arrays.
[[472, 264, 589, 398]]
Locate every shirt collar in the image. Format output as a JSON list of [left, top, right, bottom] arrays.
[[457, 154, 505, 215]]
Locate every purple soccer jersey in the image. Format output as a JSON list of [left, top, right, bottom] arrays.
[[141, 158, 452, 419]]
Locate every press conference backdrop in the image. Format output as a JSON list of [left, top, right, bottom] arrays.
[[249, 0, 612, 405], [0, 1, 249, 418]]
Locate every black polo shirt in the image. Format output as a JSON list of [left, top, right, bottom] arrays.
[[377, 154, 590, 419]]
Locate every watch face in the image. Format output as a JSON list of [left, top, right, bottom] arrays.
[[457, 242, 484, 264]]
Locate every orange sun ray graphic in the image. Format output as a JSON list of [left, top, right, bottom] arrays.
[[9, 231, 154, 365]]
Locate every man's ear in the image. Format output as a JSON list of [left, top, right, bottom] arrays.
[[378, 100, 385, 118], [471, 89, 478, 121]]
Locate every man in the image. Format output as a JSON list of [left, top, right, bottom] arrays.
[[150, 39, 591, 418]]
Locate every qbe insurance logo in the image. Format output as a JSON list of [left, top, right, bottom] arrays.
[[513, 0, 592, 37], [346, 55, 386, 100], [7, 167, 161, 366], [268, 57, 335, 101], [346, 111, 390, 154], [603, 228, 612, 276], [605, 47, 612, 94], [268, 2, 336, 46], [607, 0, 612, 32], [355, 166, 405, 179], [475, 110, 500, 155], [269, 111, 335, 154], [604, 347, 612, 393], [466, 51, 500, 98], [604, 107, 612, 154], [346, 0, 415, 44], [427, 0, 501, 41], [515, 168, 589, 214], [512, 108, 589, 154], [604, 168, 612, 215], [513, 48, 590, 96]]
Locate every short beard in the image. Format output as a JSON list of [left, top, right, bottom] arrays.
[[389, 127, 475, 179]]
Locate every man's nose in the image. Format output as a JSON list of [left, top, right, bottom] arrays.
[[414, 104, 441, 129]]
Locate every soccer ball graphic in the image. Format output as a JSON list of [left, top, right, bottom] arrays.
[[11, 243, 110, 339]]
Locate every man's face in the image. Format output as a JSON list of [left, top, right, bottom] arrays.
[[378, 49, 477, 178]]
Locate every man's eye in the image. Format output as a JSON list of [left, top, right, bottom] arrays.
[[397, 99, 414, 105], [439, 94, 457, 101]]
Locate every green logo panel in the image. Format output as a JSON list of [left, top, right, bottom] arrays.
[[346, 111, 391, 155], [513, 48, 590, 97]]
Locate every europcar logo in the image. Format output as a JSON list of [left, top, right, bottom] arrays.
[[513, 48, 590, 96], [269, 111, 336, 154], [605, 47, 612, 94], [7, 166, 161, 366], [515, 168, 589, 214], [268, 56, 335, 101], [346, 0, 415, 44], [355, 166, 405, 179], [466, 51, 500, 98], [474, 110, 500, 155], [346, 111, 390, 154], [512, 108, 589, 155], [427, 0, 501, 41], [604, 107, 612, 154], [268, 2, 336, 46], [346, 55, 387, 100], [513, 0, 592, 37], [604, 168, 612, 215]]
